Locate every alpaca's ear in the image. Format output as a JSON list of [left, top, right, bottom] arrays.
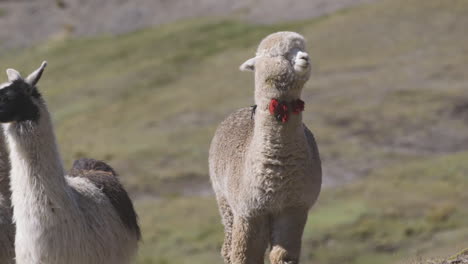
[[239, 57, 256, 72], [25, 61, 47, 86], [6, 68, 22, 82]]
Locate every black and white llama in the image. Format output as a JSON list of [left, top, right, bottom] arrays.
[[0, 62, 140, 264]]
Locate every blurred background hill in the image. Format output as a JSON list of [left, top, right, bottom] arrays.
[[0, 0, 467, 263], [0, 0, 376, 49]]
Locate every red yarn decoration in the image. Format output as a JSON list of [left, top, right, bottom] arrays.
[[268, 99, 305, 123], [269, 99, 279, 116], [292, 99, 305, 114]]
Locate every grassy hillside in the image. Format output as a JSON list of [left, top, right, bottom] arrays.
[[0, 0, 467, 263], [1, 0, 467, 193], [134, 151, 468, 264]]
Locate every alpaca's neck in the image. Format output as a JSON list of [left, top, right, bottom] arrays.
[[254, 80, 305, 130], [4, 105, 71, 213], [252, 96, 304, 147]]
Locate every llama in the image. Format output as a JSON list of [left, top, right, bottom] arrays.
[[0, 129, 14, 264], [209, 32, 322, 264], [0, 62, 140, 264]]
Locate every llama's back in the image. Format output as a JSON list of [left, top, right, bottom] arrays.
[[58, 158, 141, 264], [209, 107, 255, 198], [69, 158, 140, 239], [71, 158, 117, 175]]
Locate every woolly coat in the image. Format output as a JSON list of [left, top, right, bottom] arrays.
[[0, 63, 140, 264], [209, 107, 321, 218], [209, 31, 322, 219], [209, 32, 322, 264]]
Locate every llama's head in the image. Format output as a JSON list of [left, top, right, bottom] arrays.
[[0, 61, 46, 123], [240, 32, 311, 101]]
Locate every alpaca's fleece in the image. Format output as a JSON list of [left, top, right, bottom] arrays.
[[0, 129, 14, 264], [1, 62, 140, 264], [210, 32, 321, 264]]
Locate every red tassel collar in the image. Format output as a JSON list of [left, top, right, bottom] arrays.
[[268, 99, 305, 123]]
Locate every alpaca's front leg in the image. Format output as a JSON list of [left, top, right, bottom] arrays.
[[269, 207, 308, 264], [230, 215, 269, 264], [218, 197, 234, 264]]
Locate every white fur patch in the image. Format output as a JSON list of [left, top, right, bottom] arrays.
[[293, 51, 311, 76], [0, 82, 11, 90], [240, 57, 256, 72]]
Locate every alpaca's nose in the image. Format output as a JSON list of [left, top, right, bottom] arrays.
[[295, 51, 310, 68], [297, 51, 309, 62], [294, 51, 311, 75]]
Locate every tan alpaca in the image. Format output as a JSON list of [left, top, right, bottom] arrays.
[[209, 32, 322, 264]]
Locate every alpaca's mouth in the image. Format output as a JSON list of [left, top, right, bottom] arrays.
[[295, 58, 309, 68], [294, 58, 310, 75]]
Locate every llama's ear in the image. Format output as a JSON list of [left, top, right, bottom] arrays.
[[239, 57, 256, 72], [6, 68, 22, 82], [25, 61, 47, 86]]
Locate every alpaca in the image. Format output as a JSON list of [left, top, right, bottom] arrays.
[[0, 129, 15, 264], [0, 62, 141, 264], [209, 32, 322, 264]]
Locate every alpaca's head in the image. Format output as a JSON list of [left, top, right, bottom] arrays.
[[240, 32, 311, 101], [0, 61, 46, 123]]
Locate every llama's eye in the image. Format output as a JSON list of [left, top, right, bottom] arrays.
[[0, 95, 10, 103], [5, 92, 15, 101]]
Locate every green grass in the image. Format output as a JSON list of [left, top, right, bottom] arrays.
[[0, 8, 6, 17], [134, 151, 468, 264], [305, 152, 468, 264], [136, 197, 223, 264]]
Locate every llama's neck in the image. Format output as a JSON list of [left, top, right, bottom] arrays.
[[4, 105, 71, 213], [0, 130, 11, 209]]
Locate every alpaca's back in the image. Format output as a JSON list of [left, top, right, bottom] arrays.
[[209, 107, 254, 198]]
